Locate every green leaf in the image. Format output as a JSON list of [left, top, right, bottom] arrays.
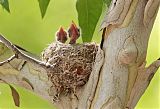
[[38, 0, 50, 18], [76, 0, 103, 42], [0, 0, 10, 12], [103, 0, 112, 6]]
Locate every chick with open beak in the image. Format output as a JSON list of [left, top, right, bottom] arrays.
[[68, 21, 80, 44], [56, 27, 67, 43]]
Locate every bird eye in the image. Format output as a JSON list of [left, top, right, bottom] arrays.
[[77, 28, 80, 32]]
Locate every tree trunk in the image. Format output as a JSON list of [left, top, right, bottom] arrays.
[[92, 0, 160, 108], [0, 0, 160, 109]]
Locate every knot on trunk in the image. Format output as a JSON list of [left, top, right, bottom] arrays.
[[118, 36, 138, 65]]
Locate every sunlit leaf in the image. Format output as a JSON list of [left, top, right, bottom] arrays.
[[0, 0, 10, 12], [76, 0, 103, 42], [38, 0, 50, 18]]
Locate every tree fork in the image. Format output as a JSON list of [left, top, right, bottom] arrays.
[[0, 0, 159, 109]]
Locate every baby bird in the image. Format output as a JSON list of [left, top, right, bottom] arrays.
[[56, 27, 67, 43], [68, 21, 80, 44]]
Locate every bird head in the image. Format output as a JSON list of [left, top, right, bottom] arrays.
[[56, 27, 67, 43], [68, 21, 80, 44]]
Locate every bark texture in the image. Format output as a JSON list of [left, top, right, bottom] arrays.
[[0, 0, 160, 109], [96, 0, 160, 109]]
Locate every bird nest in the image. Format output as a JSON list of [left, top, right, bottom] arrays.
[[41, 42, 98, 100]]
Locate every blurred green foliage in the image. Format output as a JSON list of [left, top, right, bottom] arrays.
[[0, 0, 159, 109], [0, 0, 10, 12]]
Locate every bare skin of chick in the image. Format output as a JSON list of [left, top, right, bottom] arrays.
[[68, 21, 80, 44], [56, 27, 67, 43]]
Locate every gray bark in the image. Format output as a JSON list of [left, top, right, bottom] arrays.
[[0, 0, 160, 109]]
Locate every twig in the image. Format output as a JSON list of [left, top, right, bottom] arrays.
[[0, 34, 51, 69], [0, 55, 16, 65]]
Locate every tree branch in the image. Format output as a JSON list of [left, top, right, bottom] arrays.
[[0, 0, 159, 108], [0, 55, 16, 65], [0, 35, 53, 106], [0, 34, 104, 109], [126, 59, 160, 109], [0, 34, 51, 69]]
